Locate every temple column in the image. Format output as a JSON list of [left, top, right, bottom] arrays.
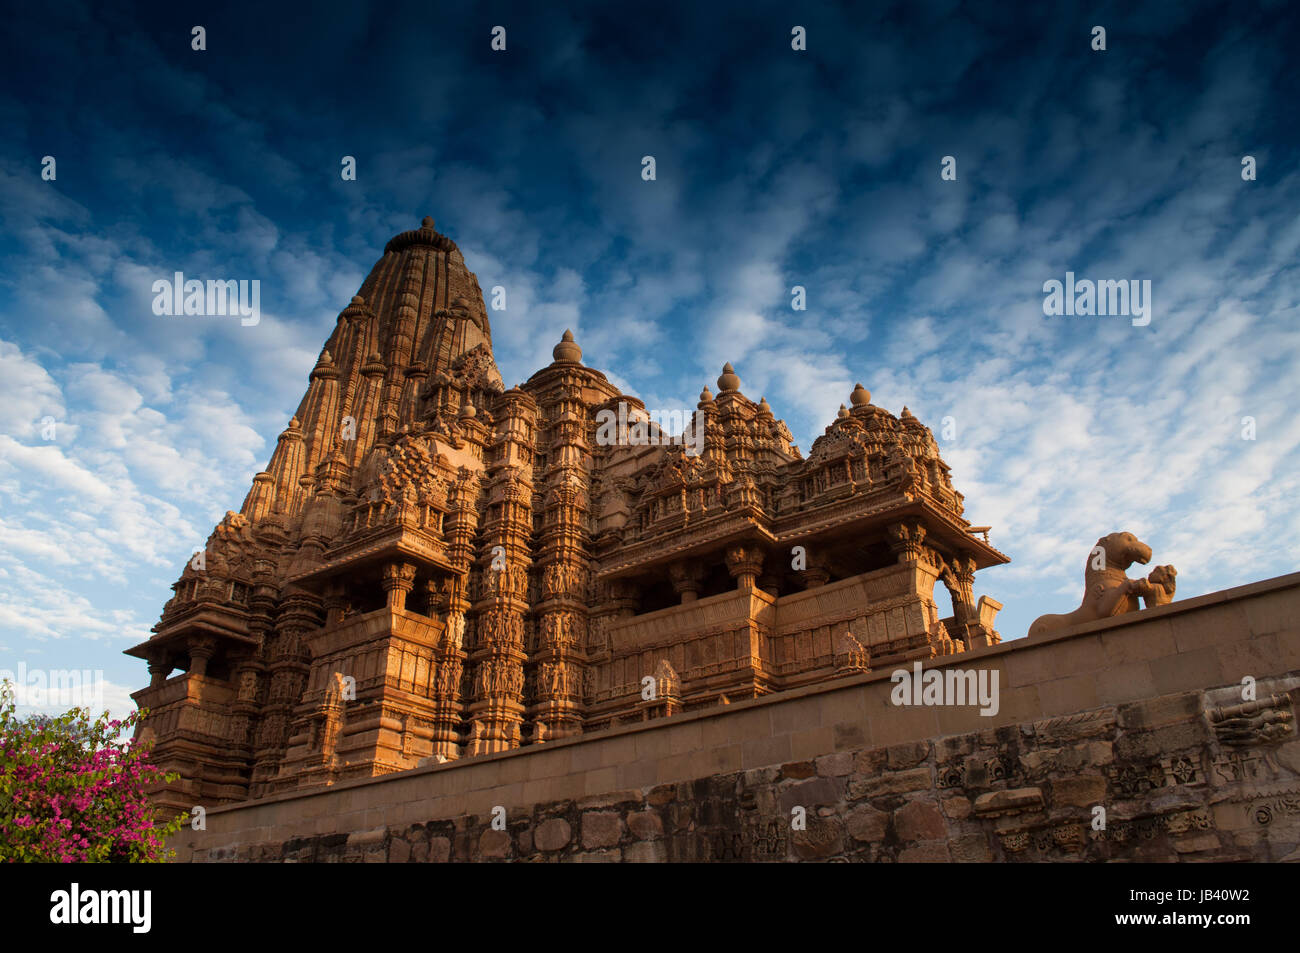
[[886, 520, 927, 562], [467, 389, 536, 755], [381, 562, 417, 611], [148, 661, 173, 689], [187, 636, 217, 677], [725, 543, 764, 592], [669, 559, 705, 604]]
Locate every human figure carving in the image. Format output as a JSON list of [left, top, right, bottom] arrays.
[[1143, 564, 1177, 608], [1028, 532, 1177, 639]]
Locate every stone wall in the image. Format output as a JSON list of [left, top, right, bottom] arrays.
[[173, 572, 1300, 862]]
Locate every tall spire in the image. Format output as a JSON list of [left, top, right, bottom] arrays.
[[268, 216, 505, 491]]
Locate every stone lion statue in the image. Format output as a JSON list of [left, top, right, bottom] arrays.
[[1028, 532, 1178, 639]]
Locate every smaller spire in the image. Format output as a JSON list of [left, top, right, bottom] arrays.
[[340, 295, 368, 321], [552, 328, 583, 363], [717, 362, 740, 393], [757, 396, 772, 417], [837, 404, 849, 418], [459, 400, 477, 420], [698, 385, 714, 406], [311, 348, 338, 380]]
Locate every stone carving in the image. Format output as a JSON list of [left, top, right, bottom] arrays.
[[653, 659, 680, 699], [474, 659, 524, 698], [537, 661, 577, 698], [1143, 563, 1177, 608], [444, 612, 466, 650], [1208, 693, 1295, 746], [1251, 792, 1300, 827], [477, 608, 523, 647], [832, 626, 870, 674], [542, 562, 586, 599], [1028, 532, 1177, 638]]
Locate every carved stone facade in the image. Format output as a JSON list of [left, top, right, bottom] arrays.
[[128, 216, 1007, 814], [166, 570, 1300, 862]]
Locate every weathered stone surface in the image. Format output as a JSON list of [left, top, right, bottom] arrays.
[[534, 818, 572, 852], [626, 811, 663, 841], [848, 766, 931, 799], [346, 827, 387, 849], [941, 796, 972, 820], [428, 837, 451, 863], [816, 751, 854, 777], [894, 800, 947, 842], [886, 741, 931, 770], [791, 817, 844, 860], [581, 812, 624, 850], [477, 828, 510, 860], [646, 784, 677, 807], [833, 722, 868, 751], [624, 840, 668, 863], [778, 776, 844, 814], [571, 850, 620, 863], [950, 833, 993, 862], [899, 840, 952, 862], [974, 787, 1045, 816], [1048, 774, 1107, 808], [846, 804, 889, 842]]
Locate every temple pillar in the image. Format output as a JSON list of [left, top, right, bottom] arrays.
[[148, 661, 173, 688], [725, 543, 764, 592], [187, 635, 217, 677], [886, 520, 927, 563], [381, 562, 417, 611], [669, 559, 705, 603]]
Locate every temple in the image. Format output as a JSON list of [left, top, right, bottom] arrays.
[[127, 216, 1008, 814]]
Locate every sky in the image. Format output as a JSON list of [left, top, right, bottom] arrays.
[[1, 0, 1298, 721]]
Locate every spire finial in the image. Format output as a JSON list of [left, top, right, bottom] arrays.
[[717, 362, 740, 393], [552, 328, 583, 363]]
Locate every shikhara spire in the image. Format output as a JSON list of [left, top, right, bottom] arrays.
[[128, 216, 1006, 814]]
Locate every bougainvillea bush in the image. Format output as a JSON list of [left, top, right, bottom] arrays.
[[0, 680, 184, 862]]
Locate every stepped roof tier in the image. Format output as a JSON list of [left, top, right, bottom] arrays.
[[127, 217, 1008, 811]]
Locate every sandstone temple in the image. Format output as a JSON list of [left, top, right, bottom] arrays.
[[130, 217, 1300, 864], [127, 216, 1011, 813]]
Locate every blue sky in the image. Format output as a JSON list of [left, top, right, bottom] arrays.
[[2, 0, 1299, 720]]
